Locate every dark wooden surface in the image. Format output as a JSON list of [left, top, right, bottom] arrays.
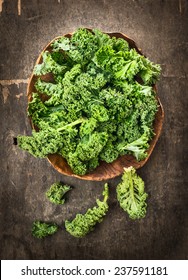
[[0, 0, 188, 260]]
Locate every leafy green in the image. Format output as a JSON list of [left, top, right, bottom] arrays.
[[18, 28, 161, 175], [117, 126, 152, 161], [34, 51, 68, 76], [93, 46, 161, 85], [75, 132, 108, 161], [65, 183, 109, 237], [116, 167, 148, 219], [17, 118, 84, 158], [139, 57, 162, 85], [32, 221, 58, 238], [34, 78, 64, 106], [51, 36, 73, 52], [46, 182, 71, 205], [17, 128, 63, 158]]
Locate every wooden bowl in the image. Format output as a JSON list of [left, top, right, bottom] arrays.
[[27, 30, 164, 181]]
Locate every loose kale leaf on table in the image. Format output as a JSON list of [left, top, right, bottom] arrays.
[[32, 221, 58, 239], [46, 182, 71, 205], [65, 183, 109, 237], [116, 166, 148, 219]]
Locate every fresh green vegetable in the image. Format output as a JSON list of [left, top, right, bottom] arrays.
[[117, 126, 151, 161], [32, 221, 58, 238], [17, 118, 84, 158], [34, 51, 68, 76], [18, 28, 161, 175], [116, 166, 148, 219], [65, 183, 109, 237], [46, 182, 71, 205]]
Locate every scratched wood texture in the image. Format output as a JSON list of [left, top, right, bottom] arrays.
[[0, 0, 188, 260]]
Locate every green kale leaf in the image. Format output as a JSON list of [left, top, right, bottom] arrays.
[[32, 221, 58, 238], [65, 183, 109, 237], [117, 127, 151, 161], [46, 182, 71, 205], [34, 51, 67, 76], [116, 166, 148, 219], [17, 118, 84, 158]]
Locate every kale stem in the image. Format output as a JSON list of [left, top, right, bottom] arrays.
[[102, 183, 109, 203], [129, 170, 136, 209], [57, 118, 85, 132]]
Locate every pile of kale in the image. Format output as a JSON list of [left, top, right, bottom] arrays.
[[18, 28, 161, 175]]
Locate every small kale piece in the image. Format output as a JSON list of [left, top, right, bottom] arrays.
[[88, 104, 109, 122], [34, 51, 67, 76], [117, 127, 152, 161], [116, 166, 148, 219], [51, 36, 73, 51], [68, 28, 99, 65], [65, 183, 109, 237], [28, 93, 67, 128], [66, 152, 88, 176], [32, 221, 58, 238], [79, 118, 97, 138], [76, 131, 108, 161], [35, 78, 64, 106], [92, 29, 112, 47], [139, 57, 161, 85], [46, 182, 71, 205], [65, 131, 108, 175], [100, 139, 119, 163]]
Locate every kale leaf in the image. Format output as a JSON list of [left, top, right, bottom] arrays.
[[46, 182, 71, 205], [17, 118, 84, 158], [34, 51, 68, 76], [32, 221, 58, 238], [65, 183, 109, 237], [116, 167, 148, 219]]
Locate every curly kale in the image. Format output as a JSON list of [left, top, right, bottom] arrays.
[[34, 51, 68, 76], [17, 118, 84, 158], [51, 36, 73, 52], [100, 138, 119, 163], [18, 28, 161, 175], [46, 182, 71, 205], [65, 183, 109, 237], [76, 132, 108, 161], [116, 167, 148, 219], [34, 78, 64, 106], [117, 126, 152, 161], [32, 221, 58, 239], [17, 128, 63, 158]]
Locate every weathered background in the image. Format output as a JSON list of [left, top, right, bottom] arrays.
[[0, 0, 187, 260]]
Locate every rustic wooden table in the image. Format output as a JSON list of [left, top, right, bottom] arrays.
[[0, 0, 187, 260]]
